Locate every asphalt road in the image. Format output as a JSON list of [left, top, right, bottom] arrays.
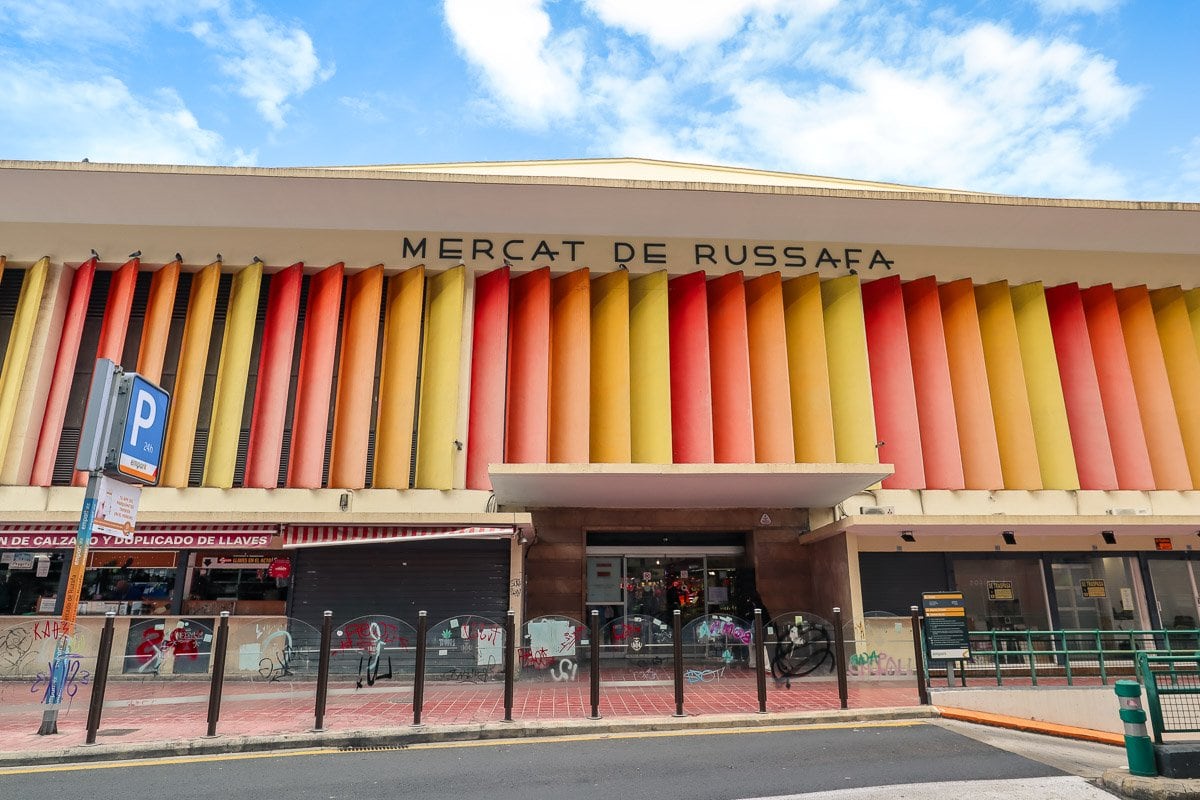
[[0, 721, 1120, 800]]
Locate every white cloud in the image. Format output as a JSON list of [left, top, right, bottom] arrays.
[[441, 1, 1143, 198], [0, 62, 241, 165], [339, 96, 386, 123], [1030, 0, 1121, 15], [1158, 135, 1200, 201], [0, 0, 331, 130], [580, 0, 825, 50], [443, 0, 585, 126], [193, 9, 334, 129]]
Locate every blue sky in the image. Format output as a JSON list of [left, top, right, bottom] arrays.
[[0, 0, 1196, 200]]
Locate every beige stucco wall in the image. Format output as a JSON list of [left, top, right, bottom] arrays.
[[932, 686, 1123, 734]]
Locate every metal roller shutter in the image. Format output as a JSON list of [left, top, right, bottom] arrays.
[[290, 539, 510, 629], [858, 552, 951, 615]]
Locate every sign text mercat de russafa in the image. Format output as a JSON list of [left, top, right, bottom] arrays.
[[395, 234, 897, 272]]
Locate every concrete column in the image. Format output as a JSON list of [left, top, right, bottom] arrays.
[[508, 532, 525, 633]]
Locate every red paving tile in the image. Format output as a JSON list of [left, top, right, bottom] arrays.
[[0, 674, 920, 755]]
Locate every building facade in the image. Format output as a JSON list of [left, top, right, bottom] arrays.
[[0, 158, 1198, 654]]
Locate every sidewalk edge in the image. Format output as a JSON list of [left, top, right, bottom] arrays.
[[0, 706, 938, 768], [936, 705, 1123, 747]]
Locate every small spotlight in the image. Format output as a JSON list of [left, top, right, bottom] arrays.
[[900, 530, 915, 543], [1101, 530, 1117, 545], [1002, 531, 1017, 546]]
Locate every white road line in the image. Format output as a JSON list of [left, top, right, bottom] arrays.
[[738, 775, 1115, 799]]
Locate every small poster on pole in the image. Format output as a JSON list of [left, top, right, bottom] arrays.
[[92, 475, 141, 544]]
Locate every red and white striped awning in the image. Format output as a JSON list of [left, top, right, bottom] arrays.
[[0, 523, 279, 549], [283, 525, 516, 549]]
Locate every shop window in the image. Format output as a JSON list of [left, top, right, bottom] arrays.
[[184, 552, 291, 616], [1, 552, 63, 615], [950, 557, 1051, 632], [81, 550, 179, 616]]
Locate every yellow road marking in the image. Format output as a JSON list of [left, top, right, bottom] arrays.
[[0, 719, 925, 776]]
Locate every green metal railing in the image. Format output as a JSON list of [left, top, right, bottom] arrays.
[[923, 628, 1199, 687], [1137, 652, 1200, 743]]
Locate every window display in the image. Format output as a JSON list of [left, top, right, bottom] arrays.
[[0, 552, 63, 614], [81, 551, 178, 616], [183, 551, 290, 615]]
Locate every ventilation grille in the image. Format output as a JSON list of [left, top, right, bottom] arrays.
[[51, 428, 81, 486], [0, 268, 25, 314], [188, 429, 208, 487], [277, 428, 292, 488], [364, 429, 376, 487], [171, 272, 194, 321], [232, 428, 250, 487]]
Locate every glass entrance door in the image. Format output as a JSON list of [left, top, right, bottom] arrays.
[[625, 556, 706, 625], [1050, 557, 1141, 631], [1148, 559, 1199, 632]]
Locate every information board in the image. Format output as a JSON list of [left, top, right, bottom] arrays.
[[922, 591, 972, 661]]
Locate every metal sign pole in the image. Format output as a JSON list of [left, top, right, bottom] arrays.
[[36, 357, 169, 735], [37, 470, 101, 735]]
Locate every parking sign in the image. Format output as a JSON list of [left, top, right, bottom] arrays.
[[105, 374, 170, 486]]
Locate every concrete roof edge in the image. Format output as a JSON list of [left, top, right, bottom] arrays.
[[2, 159, 1197, 213]]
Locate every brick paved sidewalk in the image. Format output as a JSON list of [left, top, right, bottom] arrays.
[[0, 675, 918, 755]]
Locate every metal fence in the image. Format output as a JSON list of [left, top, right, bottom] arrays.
[[920, 628, 1200, 687], [1137, 652, 1200, 743]]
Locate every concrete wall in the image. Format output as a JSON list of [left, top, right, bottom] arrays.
[[931, 686, 1122, 734]]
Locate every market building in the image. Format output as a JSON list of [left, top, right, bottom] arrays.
[[0, 157, 1198, 659]]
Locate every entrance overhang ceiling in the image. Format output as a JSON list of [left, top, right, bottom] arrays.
[[488, 463, 894, 510], [808, 514, 1200, 542]]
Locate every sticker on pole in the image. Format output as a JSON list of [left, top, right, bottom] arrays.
[[105, 373, 170, 486], [92, 475, 141, 544]]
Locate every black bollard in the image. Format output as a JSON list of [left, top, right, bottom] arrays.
[[672, 609, 685, 718], [588, 610, 601, 720], [503, 610, 515, 722], [754, 609, 767, 714], [84, 612, 117, 745], [833, 607, 848, 710], [313, 610, 333, 732], [413, 611, 428, 726], [205, 611, 231, 738], [910, 605, 930, 706]]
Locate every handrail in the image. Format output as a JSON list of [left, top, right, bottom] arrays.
[[924, 628, 1200, 687]]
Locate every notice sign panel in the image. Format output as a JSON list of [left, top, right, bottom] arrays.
[[1080, 579, 1107, 599], [92, 475, 141, 544], [922, 591, 971, 661], [987, 580, 1014, 601], [111, 375, 170, 486]]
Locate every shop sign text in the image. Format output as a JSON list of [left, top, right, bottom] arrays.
[[398, 235, 895, 272]]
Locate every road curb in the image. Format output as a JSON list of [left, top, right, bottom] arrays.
[[936, 706, 1124, 747], [1100, 768, 1200, 800], [0, 706, 937, 767]]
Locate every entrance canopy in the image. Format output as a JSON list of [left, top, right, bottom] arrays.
[[488, 463, 893, 509], [282, 525, 517, 548], [808, 513, 1200, 543]]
